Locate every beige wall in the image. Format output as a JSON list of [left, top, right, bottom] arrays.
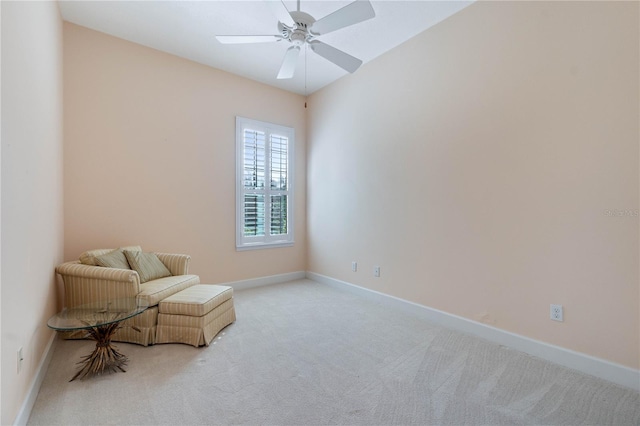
[[63, 23, 307, 284], [307, 1, 639, 369], [1, 1, 65, 424]]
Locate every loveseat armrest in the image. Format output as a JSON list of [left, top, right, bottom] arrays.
[[56, 261, 141, 308], [155, 253, 191, 276]]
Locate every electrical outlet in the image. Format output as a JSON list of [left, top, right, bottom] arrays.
[[550, 304, 563, 322], [374, 266, 380, 277], [17, 347, 24, 374], [352, 261, 357, 272]]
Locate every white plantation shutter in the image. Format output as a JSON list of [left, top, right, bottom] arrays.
[[243, 129, 265, 190], [270, 134, 287, 190], [236, 117, 294, 249], [243, 129, 266, 236], [269, 133, 288, 236]]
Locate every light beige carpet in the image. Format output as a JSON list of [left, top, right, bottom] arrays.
[[28, 279, 639, 425]]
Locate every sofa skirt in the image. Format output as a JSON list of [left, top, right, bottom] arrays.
[[114, 307, 158, 346]]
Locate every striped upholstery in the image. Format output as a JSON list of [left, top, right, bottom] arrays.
[[115, 307, 158, 346], [156, 253, 191, 276], [137, 275, 200, 307], [156, 285, 236, 347], [124, 250, 171, 283], [57, 261, 140, 307], [157, 300, 236, 347], [79, 246, 142, 266], [79, 249, 112, 266], [95, 249, 131, 269], [55, 251, 199, 347], [159, 285, 233, 316]]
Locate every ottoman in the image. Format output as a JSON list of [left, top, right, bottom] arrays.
[[155, 284, 236, 347]]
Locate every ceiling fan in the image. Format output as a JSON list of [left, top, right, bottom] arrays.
[[216, 0, 376, 79]]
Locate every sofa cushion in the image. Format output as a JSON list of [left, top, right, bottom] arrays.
[[137, 274, 200, 307], [124, 250, 171, 283], [94, 249, 130, 269], [159, 285, 233, 317], [79, 246, 142, 266]]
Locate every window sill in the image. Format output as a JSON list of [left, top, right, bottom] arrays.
[[236, 241, 294, 251]]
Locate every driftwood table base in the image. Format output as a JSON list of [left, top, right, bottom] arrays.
[[71, 322, 129, 382]]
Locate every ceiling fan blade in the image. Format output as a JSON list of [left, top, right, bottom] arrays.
[[309, 41, 362, 73], [216, 35, 281, 44], [310, 0, 375, 36], [277, 46, 300, 79], [266, 0, 295, 27]]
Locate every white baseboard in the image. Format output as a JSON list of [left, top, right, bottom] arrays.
[[15, 270, 637, 426], [306, 271, 640, 392], [225, 271, 306, 291], [13, 332, 57, 426]]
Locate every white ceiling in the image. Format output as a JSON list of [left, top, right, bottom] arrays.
[[59, 1, 473, 95]]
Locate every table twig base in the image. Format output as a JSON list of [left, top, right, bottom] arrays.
[[71, 322, 128, 381]]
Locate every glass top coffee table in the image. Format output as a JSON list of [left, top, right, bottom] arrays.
[[47, 299, 148, 381]]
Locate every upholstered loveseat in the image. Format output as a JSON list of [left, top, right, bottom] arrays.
[[55, 246, 200, 346]]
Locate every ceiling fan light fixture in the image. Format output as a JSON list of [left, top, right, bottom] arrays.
[[290, 31, 306, 47]]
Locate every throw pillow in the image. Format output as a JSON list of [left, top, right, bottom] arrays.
[[79, 245, 142, 265], [79, 249, 113, 266], [124, 250, 171, 283], [94, 249, 131, 269]]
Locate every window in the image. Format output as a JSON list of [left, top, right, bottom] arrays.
[[236, 117, 294, 250]]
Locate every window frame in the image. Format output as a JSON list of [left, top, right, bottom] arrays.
[[235, 116, 294, 251]]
